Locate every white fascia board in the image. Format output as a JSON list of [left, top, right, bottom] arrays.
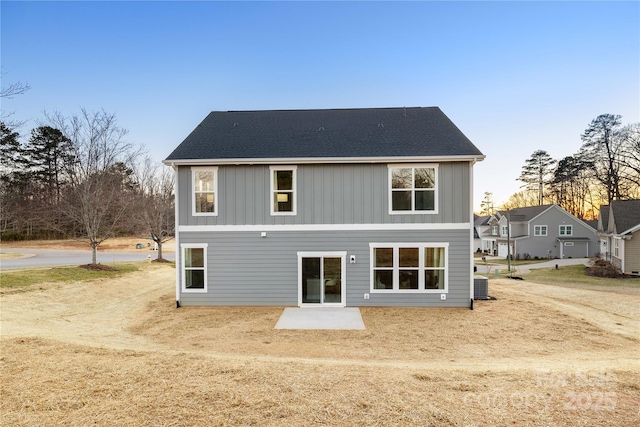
[[179, 222, 471, 233], [163, 155, 486, 166], [619, 223, 640, 236]]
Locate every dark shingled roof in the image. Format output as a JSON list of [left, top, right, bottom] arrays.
[[165, 107, 484, 161], [610, 200, 640, 234]]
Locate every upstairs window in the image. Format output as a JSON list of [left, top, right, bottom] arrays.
[[491, 225, 499, 236], [501, 225, 509, 236], [389, 165, 438, 214], [534, 225, 547, 236], [270, 166, 297, 215], [192, 167, 218, 216], [559, 225, 573, 236]]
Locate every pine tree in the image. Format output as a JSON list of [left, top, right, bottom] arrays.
[[518, 150, 556, 205]]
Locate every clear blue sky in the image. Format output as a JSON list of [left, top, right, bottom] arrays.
[[2, 1, 638, 212]]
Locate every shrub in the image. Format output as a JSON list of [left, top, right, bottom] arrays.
[[586, 257, 622, 278], [0, 231, 26, 241]]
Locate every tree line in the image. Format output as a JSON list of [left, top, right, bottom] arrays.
[[481, 114, 639, 219], [0, 109, 174, 264]]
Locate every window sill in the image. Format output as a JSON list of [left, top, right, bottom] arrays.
[[370, 289, 448, 294], [182, 288, 207, 293], [389, 210, 437, 215]]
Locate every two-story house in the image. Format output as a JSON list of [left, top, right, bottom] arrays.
[[598, 200, 640, 275], [473, 215, 493, 254], [164, 107, 485, 308], [485, 205, 598, 259]]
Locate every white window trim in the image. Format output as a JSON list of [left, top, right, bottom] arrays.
[[491, 225, 498, 236], [192, 167, 218, 216], [501, 225, 509, 236], [181, 243, 208, 293], [388, 163, 438, 215], [369, 242, 449, 293], [559, 225, 573, 236], [270, 165, 297, 216], [534, 225, 548, 236]]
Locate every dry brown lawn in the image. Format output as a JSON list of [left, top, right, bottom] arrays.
[[1, 263, 639, 426]]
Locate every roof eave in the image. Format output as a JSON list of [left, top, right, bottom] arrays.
[[163, 154, 486, 166]]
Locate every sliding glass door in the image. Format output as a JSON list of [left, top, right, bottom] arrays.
[[298, 252, 346, 306]]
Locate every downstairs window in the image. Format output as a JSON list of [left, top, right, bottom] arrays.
[[182, 244, 208, 293], [370, 243, 448, 292]]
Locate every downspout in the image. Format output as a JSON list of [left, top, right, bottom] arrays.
[[172, 162, 180, 308], [469, 158, 476, 309]]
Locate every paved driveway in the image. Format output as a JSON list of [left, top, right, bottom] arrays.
[[0, 248, 174, 269]]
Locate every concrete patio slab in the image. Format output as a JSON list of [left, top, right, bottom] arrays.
[[275, 307, 366, 330]]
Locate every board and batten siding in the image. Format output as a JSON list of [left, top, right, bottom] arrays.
[[178, 229, 472, 307], [177, 162, 472, 226]]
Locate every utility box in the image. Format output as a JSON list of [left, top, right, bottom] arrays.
[[474, 276, 489, 300]]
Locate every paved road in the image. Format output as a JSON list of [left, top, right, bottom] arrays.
[[0, 248, 174, 270], [475, 257, 590, 274]]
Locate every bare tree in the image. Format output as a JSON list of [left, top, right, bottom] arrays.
[[618, 123, 640, 191], [46, 109, 144, 265], [1, 70, 31, 127], [580, 114, 627, 203], [135, 157, 175, 261], [501, 189, 539, 210]]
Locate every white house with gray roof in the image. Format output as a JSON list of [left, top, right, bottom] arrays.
[[485, 205, 598, 259], [164, 107, 485, 308]]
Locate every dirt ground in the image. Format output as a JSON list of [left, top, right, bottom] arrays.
[[1, 264, 639, 426]]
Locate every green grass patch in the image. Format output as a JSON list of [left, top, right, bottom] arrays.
[[524, 264, 640, 288], [478, 264, 640, 289], [0, 263, 142, 291]]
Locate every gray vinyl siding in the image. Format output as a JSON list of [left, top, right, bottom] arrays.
[[178, 229, 472, 307], [511, 207, 598, 259], [177, 162, 472, 226]]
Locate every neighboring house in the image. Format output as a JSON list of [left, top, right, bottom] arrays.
[[484, 205, 598, 259], [164, 107, 485, 307], [598, 200, 640, 275], [473, 215, 493, 253]]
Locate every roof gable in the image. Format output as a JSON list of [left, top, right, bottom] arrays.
[[598, 205, 609, 233], [496, 205, 553, 223], [165, 107, 484, 162], [610, 200, 640, 234], [494, 204, 596, 232]]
